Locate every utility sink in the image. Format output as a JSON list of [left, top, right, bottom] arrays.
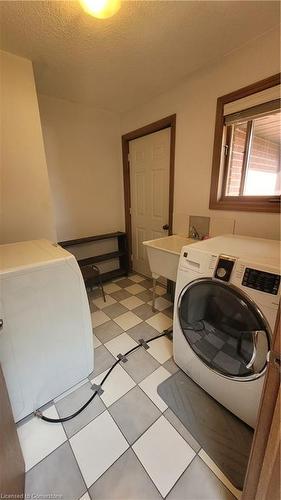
[[143, 235, 195, 282]]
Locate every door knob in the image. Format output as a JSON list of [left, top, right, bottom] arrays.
[[162, 224, 169, 230]]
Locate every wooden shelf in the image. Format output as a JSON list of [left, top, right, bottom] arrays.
[[77, 251, 125, 267], [59, 232, 129, 285], [59, 232, 126, 247]]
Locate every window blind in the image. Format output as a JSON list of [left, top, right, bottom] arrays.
[[224, 99, 280, 125], [223, 84, 281, 116]]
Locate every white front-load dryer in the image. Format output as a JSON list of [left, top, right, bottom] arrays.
[[0, 239, 94, 422], [173, 235, 280, 428]]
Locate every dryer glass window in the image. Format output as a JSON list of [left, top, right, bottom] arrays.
[[178, 279, 270, 379]]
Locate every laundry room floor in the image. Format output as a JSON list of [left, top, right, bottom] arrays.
[[18, 274, 240, 500]]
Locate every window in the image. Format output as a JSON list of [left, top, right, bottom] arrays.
[[209, 74, 281, 213], [224, 109, 280, 198]]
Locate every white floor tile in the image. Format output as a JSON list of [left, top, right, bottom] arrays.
[[133, 416, 195, 497], [105, 332, 138, 359], [91, 310, 110, 328], [120, 296, 145, 310], [139, 366, 171, 412], [17, 406, 67, 471], [147, 336, 173, 364], [91, 364, 136, 407], [148, 297, 172, 311], [54, 379, 89, 403], [70, 411, 128, 488], [103, 283, 122, 294], [93, 335, 102, 348], [93, 295, 116, 310], [125, 284, 146, 295], [79, 493, 91, 500], [198, 450, 242, 499], [130, 274, 146, 283], [149, 285, 166, 296], [114, 311, 142, 331], [146, 313, 173, 333]]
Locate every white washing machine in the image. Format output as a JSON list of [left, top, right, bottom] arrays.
[[0, 239, 93, 422], [173, 235, 280, 428]]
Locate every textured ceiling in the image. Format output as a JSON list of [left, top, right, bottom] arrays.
[[0, 1, 280, 113]]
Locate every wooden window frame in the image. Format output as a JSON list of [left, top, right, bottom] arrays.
[[209, 74, 281, 213]]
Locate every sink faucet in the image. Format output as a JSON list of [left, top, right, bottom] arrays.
[[190, 225, 200, 240]]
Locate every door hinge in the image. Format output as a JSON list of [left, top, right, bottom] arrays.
[[267, 351, 281, 375], [129, 207, 132, 215], [224, 144, 229, 157], [128, 153, 131, 163]]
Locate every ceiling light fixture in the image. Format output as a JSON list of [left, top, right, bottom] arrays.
[[79, 0, 121, 19]]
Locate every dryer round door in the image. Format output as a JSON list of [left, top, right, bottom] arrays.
[[177, 278, 271, 381]]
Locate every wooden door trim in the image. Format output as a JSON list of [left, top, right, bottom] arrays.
[[122, 114, 176, 271], [256, 389, 280, 499], [242, 308, 280, 499]]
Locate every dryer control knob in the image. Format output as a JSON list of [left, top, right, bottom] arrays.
[[216, 267, 227, 278]]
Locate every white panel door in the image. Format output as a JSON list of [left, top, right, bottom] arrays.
[[129, 128, 171, 276]]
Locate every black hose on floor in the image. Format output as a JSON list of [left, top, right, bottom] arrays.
[[34, 330, 171, 423]]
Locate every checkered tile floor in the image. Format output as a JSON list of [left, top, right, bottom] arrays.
[[18, 274, 238, 500]]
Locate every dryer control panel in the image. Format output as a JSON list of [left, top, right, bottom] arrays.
[[214, 255, 236, 282], [242, 268, 280, 295]]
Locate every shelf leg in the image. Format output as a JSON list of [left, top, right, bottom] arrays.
[[99, 275, 106, 302]]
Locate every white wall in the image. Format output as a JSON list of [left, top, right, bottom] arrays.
[[38, 95, 124, 242], [121, 28, 280, 240], [0, 51, 56, 243]]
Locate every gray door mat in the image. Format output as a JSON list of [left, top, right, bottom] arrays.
[[157, 370, 253, 490]]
